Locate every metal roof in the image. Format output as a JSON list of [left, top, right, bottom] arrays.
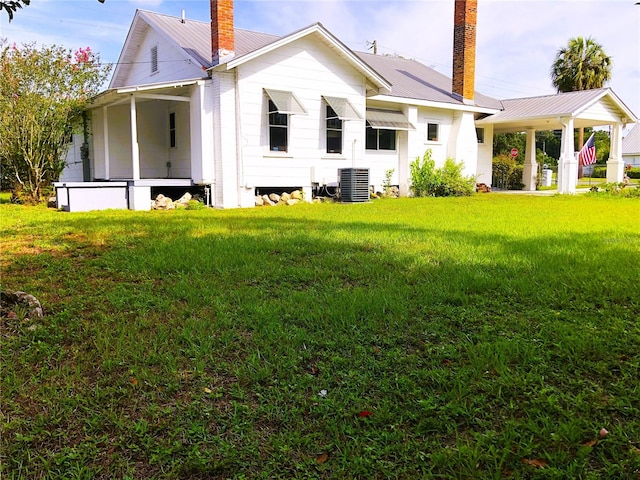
[[477, 88, 637, 133], [623, 123, 640, 155], [142, 10, 280, 68], [117, 10, 500, 110], [366, 109, 415, 130], [264, 89, 307, 115], [323, 96, 363, 121], [355, 52, 502, 111]]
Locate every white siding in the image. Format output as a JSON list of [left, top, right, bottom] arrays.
[[233, 37, 368, 191], [91, 106, 134, 179], [476, 124, 494, 185], [118, 26, 204, 87], [580, 97, 626, 123], [213, 71, 240, 208], [59, 134, 85, 182]]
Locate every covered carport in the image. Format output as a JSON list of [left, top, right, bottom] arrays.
[[477, 88, 637, 193]]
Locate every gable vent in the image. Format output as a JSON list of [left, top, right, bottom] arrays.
[[151, 45, 158, 74]]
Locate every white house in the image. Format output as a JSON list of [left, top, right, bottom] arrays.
[[622, 123, 640, 167], [54, 0, 636, 211]]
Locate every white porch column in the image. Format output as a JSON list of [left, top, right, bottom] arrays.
[[103, 106, 110, 180], [522, 128, 537, 191], [558, 117, 577, 194], [606, 123, 625, 183], [129, 94, 140, 181]]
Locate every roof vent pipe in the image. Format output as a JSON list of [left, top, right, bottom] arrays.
[[181, 9, 185, 23]]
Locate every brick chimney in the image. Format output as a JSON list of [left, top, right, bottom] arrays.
[[452, 0, 477, 104], [211, 0, 234, 65]]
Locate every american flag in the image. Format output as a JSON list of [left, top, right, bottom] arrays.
[[579, 133, 597, 166]]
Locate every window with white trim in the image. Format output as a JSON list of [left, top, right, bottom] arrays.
[[169, 112, 176, 148], [427, 123, 439, 142], [264, 89, 307, 153], [366, 125, 396, 150], [151, 45, 158, 74], [326, 105, 343, 154], [268, 100, 288, 152]]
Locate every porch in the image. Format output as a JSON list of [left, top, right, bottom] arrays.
[[58, 78, 215, 211], [477, 88, 637, 193]]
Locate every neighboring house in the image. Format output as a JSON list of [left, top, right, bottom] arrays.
[[55, 0, 635, 211], [622, 123, 640, 167]]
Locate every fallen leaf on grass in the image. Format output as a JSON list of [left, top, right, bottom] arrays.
[[204, 387, 212, 394], [521, 458, 547, 468], [631, 445, 640, 456], [357, 410, 372, 418], [582, 439, 598, 448], [599, 428, 609, 439], [318, 389, 327, 398], [315, 453, 329, 464], [129, 377, 138, 386]]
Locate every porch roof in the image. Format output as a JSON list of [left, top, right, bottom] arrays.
[[89, 79, 204, 109], [477, 88, 637, 134]]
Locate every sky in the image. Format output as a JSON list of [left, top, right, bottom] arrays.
[[2, 0, 639, 119]]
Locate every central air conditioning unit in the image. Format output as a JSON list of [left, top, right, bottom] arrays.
[[339, 168, 370, 203]]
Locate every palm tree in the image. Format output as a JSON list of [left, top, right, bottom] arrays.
[[551, 37, 612, 171]]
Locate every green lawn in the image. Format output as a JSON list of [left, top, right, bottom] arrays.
[[2, 195, 639, 479]]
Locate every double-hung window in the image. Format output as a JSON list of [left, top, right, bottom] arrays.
[[268, 100, 288, 152], [323, 96, 362, 155], [326, 106, 343, 154], [264, 89, 307, 153]]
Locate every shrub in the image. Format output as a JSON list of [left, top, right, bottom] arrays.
[[592, 166, 607, 178], [492, 154, 524, 190], [627, 167, 640, 179], [410, 150, 476, 197], [587, 183, 640, 198]]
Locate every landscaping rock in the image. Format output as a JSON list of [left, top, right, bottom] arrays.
[[280, 192, 291, 203], [262, 195, 276, 206], [286, 198, 300, 206], [290, 190, 303, 200], [1, 290, 44, 319], [153, 194, 173, 209], [269, 193, 280, 203], [176, 192, 192, 205], [255, 196, 265, 206]]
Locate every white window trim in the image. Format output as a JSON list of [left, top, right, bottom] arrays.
[[425, 121, 440, 144]]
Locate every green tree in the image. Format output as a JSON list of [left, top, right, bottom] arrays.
[[1, 0, 104, 21], [551, 37, 612, 153], [0, 43, 111, 203], [0, 0, 29, 21]]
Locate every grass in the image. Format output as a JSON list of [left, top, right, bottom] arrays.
[[1, 194, 640, 479]]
